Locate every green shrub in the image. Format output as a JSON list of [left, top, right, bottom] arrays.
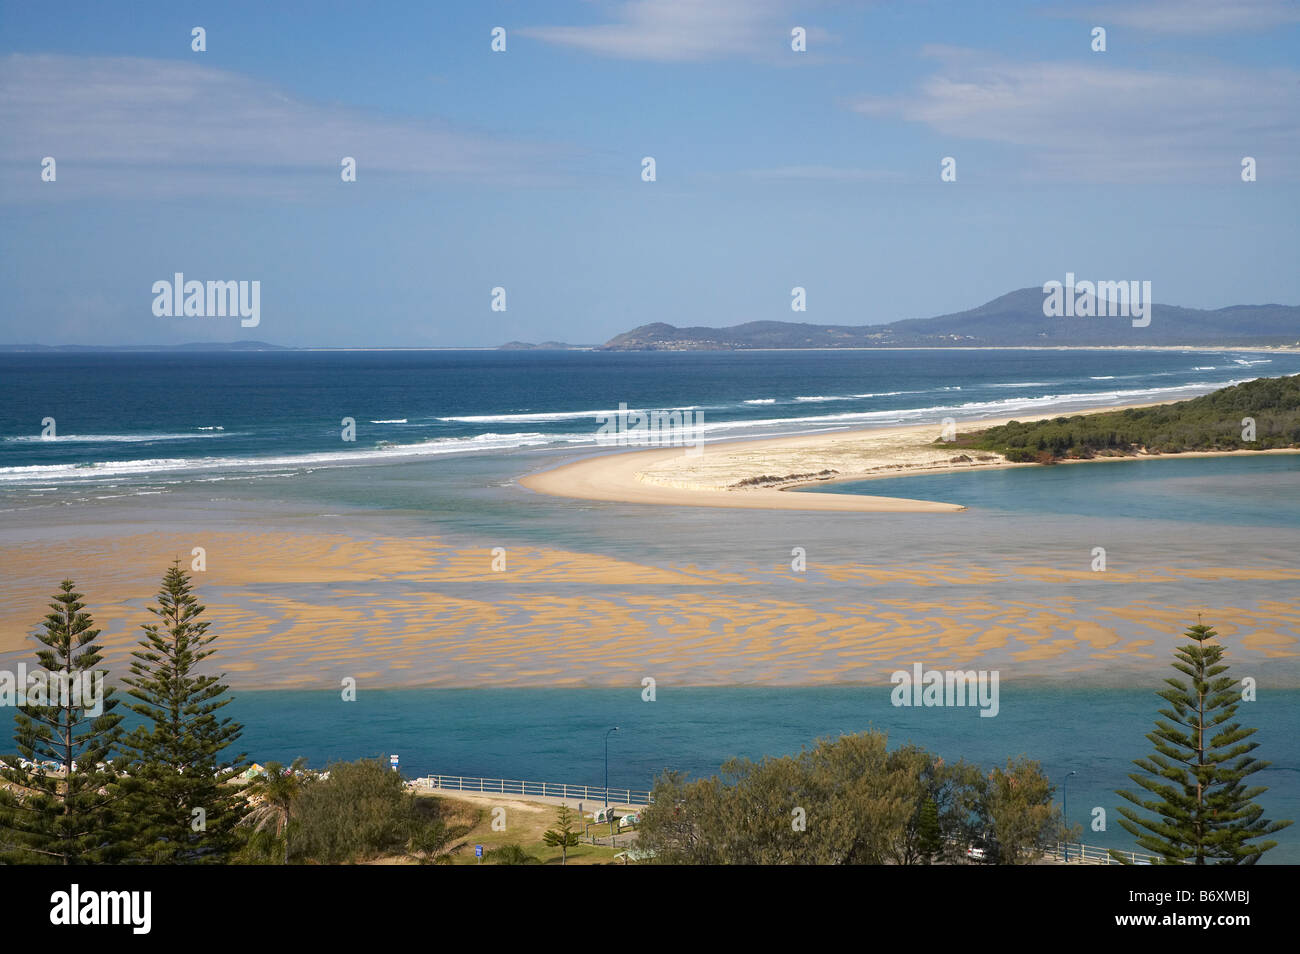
[[949, 375, 1300, 461], [290, 759, 413, 864]]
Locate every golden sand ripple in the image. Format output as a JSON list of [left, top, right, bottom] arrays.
[[1, 528, 1296, 687]]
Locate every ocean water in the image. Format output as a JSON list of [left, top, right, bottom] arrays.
[[2, 349, 1297, 861], [2, 348, 1295, 489]]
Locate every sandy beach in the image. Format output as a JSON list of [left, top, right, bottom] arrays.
[[520, 400, 1300, 512], [518, 404, 1141, 512]]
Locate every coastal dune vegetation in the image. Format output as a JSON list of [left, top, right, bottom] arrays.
[[947, 374, 1300, 462]]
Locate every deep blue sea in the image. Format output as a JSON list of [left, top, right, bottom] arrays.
[[2, 348, 1294, 486], [2, 349, 1298, 861]]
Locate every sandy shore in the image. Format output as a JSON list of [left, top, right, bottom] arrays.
[[519, 404, 1169, 512], [519, 438, 970, 513]]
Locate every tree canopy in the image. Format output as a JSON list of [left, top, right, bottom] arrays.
[[947, 374, 1300, 461]]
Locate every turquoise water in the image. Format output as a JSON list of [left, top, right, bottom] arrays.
[[806, 453, 1300, 528], [227, 685, 1300, 863]]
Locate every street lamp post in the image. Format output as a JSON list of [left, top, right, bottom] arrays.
[[604, 727, 620, 838], [1063, 771, 1077, 863]]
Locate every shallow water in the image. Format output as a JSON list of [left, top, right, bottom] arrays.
[[224, 685, 1300, 864]]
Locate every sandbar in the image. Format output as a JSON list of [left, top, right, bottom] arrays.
[[517, 404, 1184, 512]]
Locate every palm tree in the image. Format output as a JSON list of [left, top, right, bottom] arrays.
[[404, 818, 470, 865], [239, 758, 308, 863]]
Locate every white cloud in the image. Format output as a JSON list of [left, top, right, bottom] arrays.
[[851, 47, 1300, 182], [520, 0, 831, 62], [0, 54, 574, 200]]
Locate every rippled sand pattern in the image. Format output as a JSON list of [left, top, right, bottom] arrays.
[[1, 529, 1296, 688]]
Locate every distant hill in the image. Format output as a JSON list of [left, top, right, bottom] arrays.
[[599, 288, 1300, 350], [0, 341, 289, 352], [497, 341, 592, 351]]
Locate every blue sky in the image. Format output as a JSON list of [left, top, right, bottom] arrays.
[[1, 0, 1297, 347]]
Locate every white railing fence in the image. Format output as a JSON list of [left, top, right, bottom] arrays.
[[1044, 841, 1161, 865], [409, 774, 653, 806]]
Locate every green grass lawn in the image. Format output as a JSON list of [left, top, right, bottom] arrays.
[[417, 793, 632, 866]]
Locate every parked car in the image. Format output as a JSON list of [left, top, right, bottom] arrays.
[[965, 831, 1001, 863]]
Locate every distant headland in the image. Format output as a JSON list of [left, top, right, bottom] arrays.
[[582, 287, 1300, 351]]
